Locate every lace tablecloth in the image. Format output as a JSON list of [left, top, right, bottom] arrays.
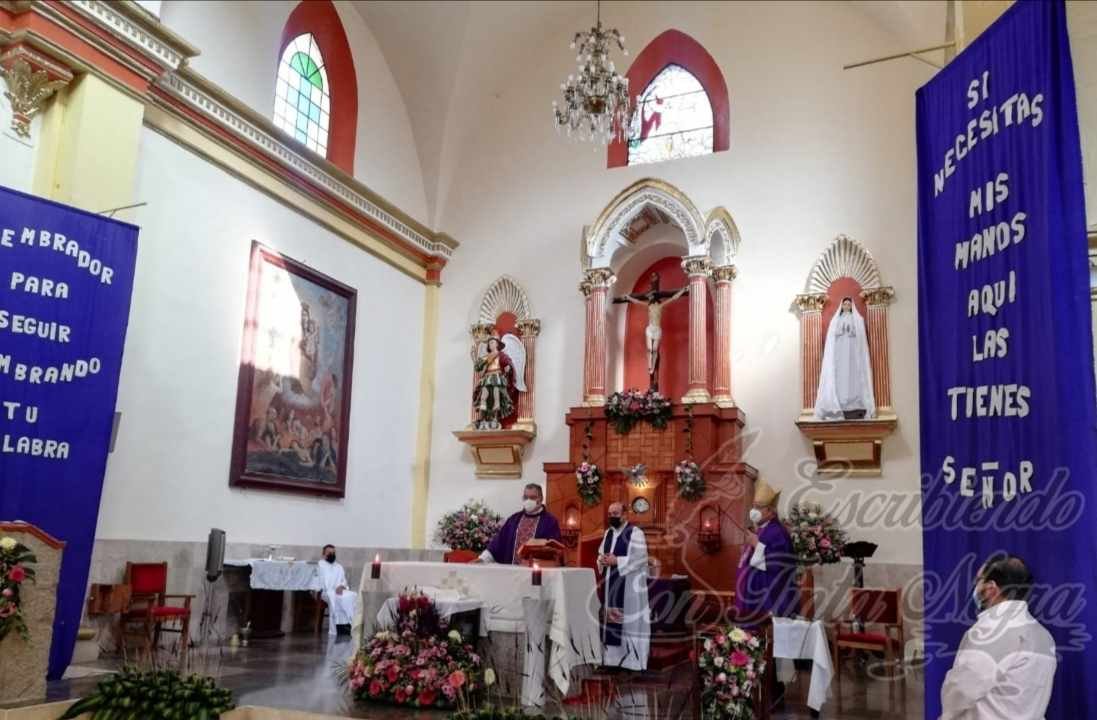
[[224, 559, 321, 591]]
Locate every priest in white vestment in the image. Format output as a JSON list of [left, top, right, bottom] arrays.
[[317, 544, 358, 636], [814, 296, 876, 420], [598, 502, 651, 671]]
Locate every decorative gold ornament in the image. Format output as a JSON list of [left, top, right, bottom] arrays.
[[793, 293, 828, 314], [1, 58, 69, 139], [861, 286, 896, 307], [681, 255, 713, 277], [712, 265, 738, 283], [582, 267, 616, 289], [516, 319, 542, 337]]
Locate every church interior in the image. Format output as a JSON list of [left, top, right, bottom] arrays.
[[1, 0, 1096, 718]]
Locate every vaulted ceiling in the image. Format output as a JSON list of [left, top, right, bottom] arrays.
[[351, 1, 948, 227]]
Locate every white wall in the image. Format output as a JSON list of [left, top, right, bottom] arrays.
[[426, 0, 935, 565], [95, 127, 425, 548], [158, 0, 429, 224], [1069, 1, 1097, 227], [0, 94, 39, 193]]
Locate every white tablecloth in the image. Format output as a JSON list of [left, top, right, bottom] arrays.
[[224, 559, 321, 591], [773, 618, 833, 712], [354, 561, 602, 707]]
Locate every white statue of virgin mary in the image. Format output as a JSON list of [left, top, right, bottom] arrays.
[[814, 297, 876, 420]]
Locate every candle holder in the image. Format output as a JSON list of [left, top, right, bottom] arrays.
[[531, 562, 542, 587], [698, 504, 722, 554], [561, 504, 580, 548], [370, 554, 382, 579]]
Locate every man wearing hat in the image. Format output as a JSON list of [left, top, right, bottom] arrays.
[[735, 479, 798, 618]]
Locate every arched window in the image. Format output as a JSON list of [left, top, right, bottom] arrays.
[[275, 0, 358, 175], [608, 30, 729, 169], [628, 64, 713, 166], [275, 34, 331, 156]]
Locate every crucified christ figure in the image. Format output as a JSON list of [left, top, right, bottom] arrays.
[[613, 272, 689, 391]]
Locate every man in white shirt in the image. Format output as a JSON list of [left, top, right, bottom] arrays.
[[316, 544, 358, 637], [940, 554, 1056, 720], [598, 502, 650, 671]]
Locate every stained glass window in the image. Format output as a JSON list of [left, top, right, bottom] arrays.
[[627, 64, 714, 166], [274, 33, 331, 157]]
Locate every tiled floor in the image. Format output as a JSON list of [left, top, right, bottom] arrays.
[[40, 632, 924, 719]]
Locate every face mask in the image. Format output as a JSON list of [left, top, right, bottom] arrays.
[[522, 499, 538, 514], [325, 553, 336, 564], [972, 583, 983, 611], [749, 508, 764, 525], [608, 517, 622, 529]]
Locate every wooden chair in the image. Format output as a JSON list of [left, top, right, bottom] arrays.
[[444, 549, 479, 563], [831, 587, 905, 687], [692, 609, 774, 720], [120, 562, 194, 667]]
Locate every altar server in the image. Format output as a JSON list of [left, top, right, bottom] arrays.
[[599, 502, 651, 671], [317, 544, 358, 636], [735, 480, 798, 618], [479, 483, 562, 564], [940, 554, 1055, 720]]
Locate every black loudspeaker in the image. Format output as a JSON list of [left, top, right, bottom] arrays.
[[205, 528, 226, 582]]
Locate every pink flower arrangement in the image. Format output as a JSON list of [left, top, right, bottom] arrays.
[[605, 388, 673, 434], [575, 461, 602, 506], [346, 594, 484, 710], [0, 537, 37, 643], [787, 502, 848, 566], [435, 500, 501, 553], [698, 624, 766, 719]]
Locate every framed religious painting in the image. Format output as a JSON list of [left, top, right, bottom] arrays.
[[229, 242, 356, 497]]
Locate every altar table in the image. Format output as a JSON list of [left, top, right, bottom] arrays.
[[773, 618, 833, 713], [224, 559, 322, 637], [354, 561, 602, 707]]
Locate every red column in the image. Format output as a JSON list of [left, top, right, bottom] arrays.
[[682, 256, 712, 403], [861, 287, 895, 413], [794, 295, 826, 416], [582, 269, 615, 406], [712, 265, 737, 406], [516, 319, 541, 428]]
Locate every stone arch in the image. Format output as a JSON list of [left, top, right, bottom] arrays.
[[704, 207, 742, 267], [804, 234, 883, 294], [586, 178, 706, 268], [477, 275, 531, 324]]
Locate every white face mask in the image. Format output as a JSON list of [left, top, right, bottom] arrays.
[[522, 499, 538, 514], [749, 508, 764, 525], [972, 582, 984, 611]]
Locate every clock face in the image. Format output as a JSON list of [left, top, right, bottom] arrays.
[[631, 496, 651, 515]]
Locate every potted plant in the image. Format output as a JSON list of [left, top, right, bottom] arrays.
[[787, 502, 847, 618], [58, 667, 235, 719], [435, 500, 502, 554]]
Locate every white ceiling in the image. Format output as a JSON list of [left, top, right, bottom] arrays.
[[351, 1, 948, 226]]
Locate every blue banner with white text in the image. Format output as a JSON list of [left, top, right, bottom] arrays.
[[0, 185, 137, 678], [917, 2, 1097, 717]]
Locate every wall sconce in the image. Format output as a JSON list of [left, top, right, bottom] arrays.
[[562, 504, 580, 548], [698, 504, 722, 554]]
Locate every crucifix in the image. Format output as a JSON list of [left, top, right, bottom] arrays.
[[613, 272, 689, 391]]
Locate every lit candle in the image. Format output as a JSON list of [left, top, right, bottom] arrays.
[[371, 553, 381, 579], [704, 519, 713, 531], [567, 515, 578, 528], [532, 562, 542, 587]]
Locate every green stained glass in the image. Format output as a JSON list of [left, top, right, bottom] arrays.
[[289, 52, 325, 90]]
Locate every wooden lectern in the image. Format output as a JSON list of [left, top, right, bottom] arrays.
[[0, 521, 65, 704], [516, 539, 567, 568]]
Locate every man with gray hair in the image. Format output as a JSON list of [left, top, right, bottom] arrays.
[[940, 553, 1056, 720], [478, 483, 561, 564], [598, 502, 650, 671]]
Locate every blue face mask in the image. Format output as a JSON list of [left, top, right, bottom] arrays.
[[972, 583, 982, 611]]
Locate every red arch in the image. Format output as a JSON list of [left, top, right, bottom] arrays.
[[280, 0, 358, 175], [608, 29, 729, 169]]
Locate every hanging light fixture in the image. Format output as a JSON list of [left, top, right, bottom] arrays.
[[552, 0, 631, 144]]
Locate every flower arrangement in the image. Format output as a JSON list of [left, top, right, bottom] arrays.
[[787, 502, 847, 566], [697, 625, 767, 719], [575, 461, 602, 506], [0, 535, 37, 642], [604, 388, 673, 434], [675, 460, 705, 500], [347, 592, 485, 709], [59, 668, 234, 719], [435, 500, 502, 553]]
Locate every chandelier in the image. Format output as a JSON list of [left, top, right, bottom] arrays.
[[552, 0, 631, 144]]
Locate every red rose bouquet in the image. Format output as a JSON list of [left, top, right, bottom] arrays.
[[0, 535, 37, 642]]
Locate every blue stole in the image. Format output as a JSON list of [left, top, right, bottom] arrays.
[[601, 524, 633, 647]]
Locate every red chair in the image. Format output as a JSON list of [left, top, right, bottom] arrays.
[[831, 587, 905, 687], [444, 549, 479, 563], [120, 562, 193, 666]]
